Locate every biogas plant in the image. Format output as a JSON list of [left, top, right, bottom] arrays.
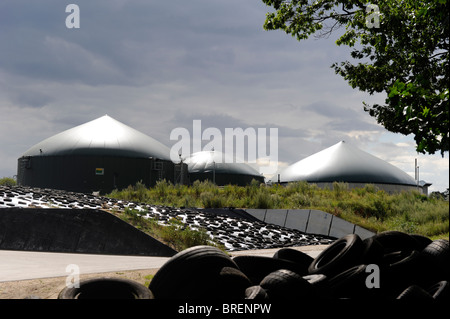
[[17, 115, 430, 194], [16, 115, 264, 193]]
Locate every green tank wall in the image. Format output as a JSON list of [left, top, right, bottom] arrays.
[[17, 155, 176, 194]]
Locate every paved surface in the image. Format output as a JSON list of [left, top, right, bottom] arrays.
[[0, 250, 170, 282], [0, 245, 327, 282]]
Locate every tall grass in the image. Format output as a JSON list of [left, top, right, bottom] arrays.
[[0, 177, 17, 186], [108, 180, 449, 239], [116, 208, 224, 252]]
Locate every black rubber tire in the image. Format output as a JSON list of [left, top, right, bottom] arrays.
[[232, 255, 306, 285], [308, 234, 364, 277], [259, 269, 314, 300], [421, 239, 449, 264], [302, 273, 328, 286], [360, 236, 384, 264], [371, 231, 420, 254], [302, 274, 330, 297], [426, 281, 449, 302], [217, 266, 252, 299], [410, 234, 433, 250], [420, 239, 449, 282], [58, 278, 154, 299], [149, 245, 239, 299], [382, 250, 422, 270], [396, 285, 434, 300], [327, 264, 369, 299], [381, 250, 424, 296], [272, 248, 314, 275], [245, 285, 269, 300]]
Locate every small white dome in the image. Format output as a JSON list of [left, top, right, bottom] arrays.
[[185, 151, 261, 177]]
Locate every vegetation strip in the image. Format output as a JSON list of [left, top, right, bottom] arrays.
[[108, 180, 449, 240]]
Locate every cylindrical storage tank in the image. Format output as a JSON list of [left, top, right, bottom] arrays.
[[279, 141, 422, 194], [17, 115, 175, 193], [185, 151, 264, 186]]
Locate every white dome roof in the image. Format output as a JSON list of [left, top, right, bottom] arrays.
[[280, 141, 417, 186], [185, 151, 262, 177], [22, 115, 171, 160]]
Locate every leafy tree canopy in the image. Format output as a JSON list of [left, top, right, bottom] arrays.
[[262, 0, 449, 155]]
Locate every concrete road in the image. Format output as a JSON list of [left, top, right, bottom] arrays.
[[0, 245, 328, 282], [0, 250, 170, 282]]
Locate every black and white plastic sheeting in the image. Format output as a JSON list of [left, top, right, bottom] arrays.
[[0, 186, 334, 251]]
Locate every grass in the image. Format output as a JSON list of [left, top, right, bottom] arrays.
[[0, 177, 17, 186], [112, 207, 225, 252], [144, 274, 154, 287], [108, 180, 449, 240]]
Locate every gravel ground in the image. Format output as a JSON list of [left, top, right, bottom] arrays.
[[0, 268, 160, 299]]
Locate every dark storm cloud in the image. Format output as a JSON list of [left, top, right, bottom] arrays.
[[166, 111, 310, 141], [303, 101, 382, 132], [0, 1, 446, 191], [7, 89, 54, 108], [0, 0, 278, 87]]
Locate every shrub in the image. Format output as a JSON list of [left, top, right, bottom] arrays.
[[155, 179, 170, 198], [109, 181, 449, 239], [200, 191, 224, 208], [254, 192, 274, 209], [333, 182, 349, 199], [118, 210, 222, 251], [0, 177, 17, 186], [289, 192, 312, 208]]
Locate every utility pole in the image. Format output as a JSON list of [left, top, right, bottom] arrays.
[[179, 152, 184, 185], [212, 148, 216, 185], [415, 158, 420, 191]]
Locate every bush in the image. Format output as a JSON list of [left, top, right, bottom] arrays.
[[333, 182, 349, 199], [118, 209, 222, 251], [155, 179, 170, 198], [154, 217, 220, 251], [284, 181, 312, 196], [254, 191, 274, 209], [0, 177, 16, 186], [200, 191, 225, 208], [290, 192, 313, 207]]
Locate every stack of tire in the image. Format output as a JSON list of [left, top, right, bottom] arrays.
[[58, 231, 448, 300]]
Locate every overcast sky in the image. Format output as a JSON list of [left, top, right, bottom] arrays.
[[0, 0, 448, 192]]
